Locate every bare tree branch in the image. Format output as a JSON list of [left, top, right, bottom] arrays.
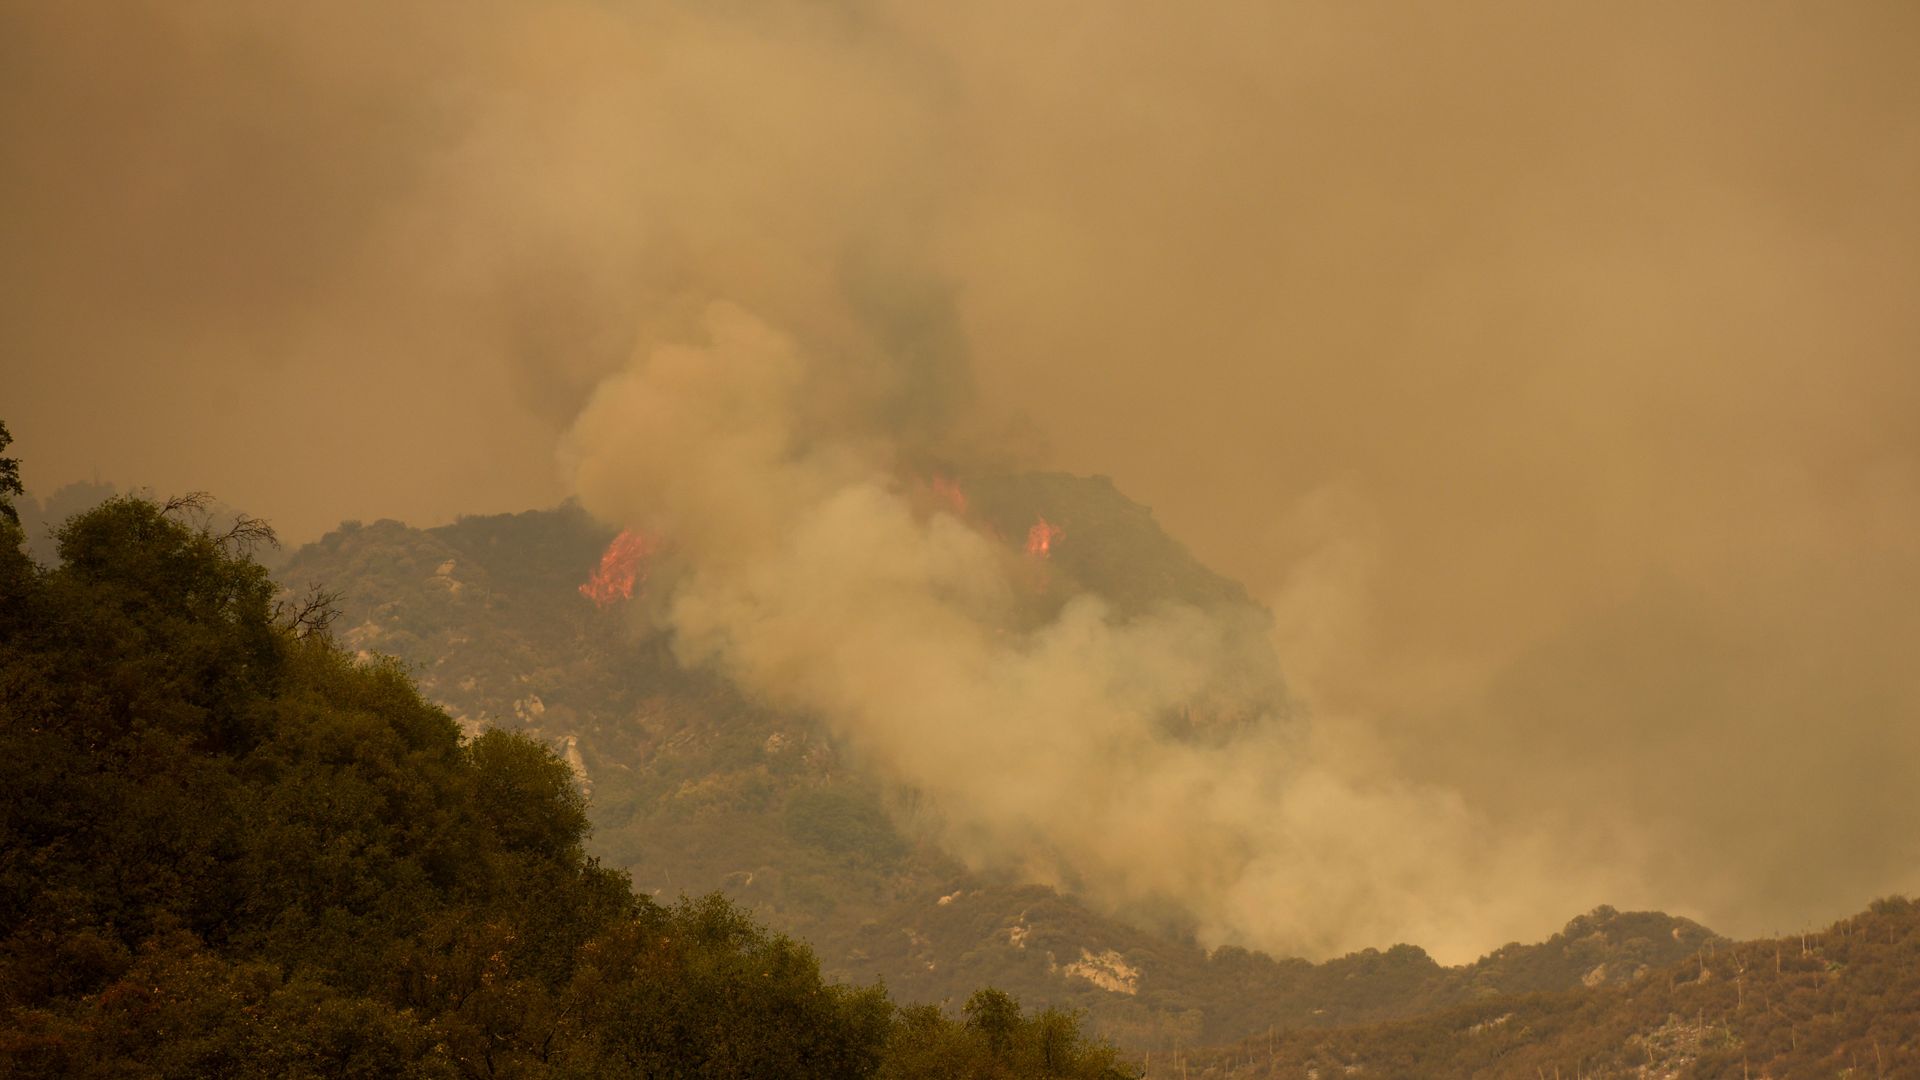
[[213, 512, 278, 556], [275, 582, 343, 638], [160, 491, 213, 518], [158, 491, 279, 554]]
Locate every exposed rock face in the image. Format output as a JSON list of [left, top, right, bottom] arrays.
[[1064, 949, 1142, 995]]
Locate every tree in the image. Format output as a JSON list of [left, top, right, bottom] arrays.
[[966, 987, 1024, 1056], [0, 419, 21, 526], [0, 491, 1139, 1079]]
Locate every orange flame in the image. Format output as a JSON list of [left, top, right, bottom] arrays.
[[579, 529, 654, 607], [930, 474, 968, 517], [1025, 516, 1064, 558]]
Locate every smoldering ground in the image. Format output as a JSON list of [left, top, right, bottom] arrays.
[[5, 0, 1919, 960]]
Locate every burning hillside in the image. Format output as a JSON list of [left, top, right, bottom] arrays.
[[1024, 516, 1063, 558], [275, 494, 1723, 1055], [578, 528, 654, 607]]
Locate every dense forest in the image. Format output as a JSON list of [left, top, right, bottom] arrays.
[[0, 473, 1130, 1078]]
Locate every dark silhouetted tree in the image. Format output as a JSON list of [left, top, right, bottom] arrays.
[[0, 419, 21, 526]]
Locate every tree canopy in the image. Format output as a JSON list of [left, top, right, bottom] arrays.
[[0, 484, 1131, 1079]]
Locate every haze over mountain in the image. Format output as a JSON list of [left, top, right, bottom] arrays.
[[7, 0, 1920, 961], [271, 492, 1725, 1053], [9, 483, 1917, 1077]]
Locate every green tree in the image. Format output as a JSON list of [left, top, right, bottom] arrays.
[[881, 988, 1134, 1079], [966, 987, 1024, 1056], [0, 491, 1135, 1079]]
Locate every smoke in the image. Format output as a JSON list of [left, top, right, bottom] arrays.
[[6, 0, 1920, 958], [562, 300, 1596, 961]]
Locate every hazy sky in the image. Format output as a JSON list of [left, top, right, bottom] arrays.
[[6, 1, 1919, 958]]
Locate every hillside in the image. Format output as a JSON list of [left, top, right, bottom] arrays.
[[1164, 897, 1920, 1078], [0, 494, 1128, 1078], [275, 473, 1718, 1052], [18, 482, 1894, 1080]]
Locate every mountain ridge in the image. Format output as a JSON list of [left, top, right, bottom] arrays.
[[276, 477, 1718, 1053]]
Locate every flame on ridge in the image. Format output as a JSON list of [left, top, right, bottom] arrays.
[[929, 474, 968, 517], [1025, 516, 1064, 558], [579, 529, 654, 607]]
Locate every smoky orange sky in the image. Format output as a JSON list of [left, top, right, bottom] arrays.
[[6, 1, 1919, 956]]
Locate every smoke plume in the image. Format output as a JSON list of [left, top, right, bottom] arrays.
[[6, 0, 1919, 959]]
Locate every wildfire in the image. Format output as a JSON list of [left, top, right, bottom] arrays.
[[1025, 516, 1064, 558], [929, 474, 969, 517], [579, 529, 654, 607]]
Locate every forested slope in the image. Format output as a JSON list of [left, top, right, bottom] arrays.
[[9, 477, 1912, 1079], [0, 494, 1128, 1079]]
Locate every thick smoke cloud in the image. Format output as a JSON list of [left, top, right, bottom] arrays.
[[562, 301, 1591, 961], [5, 0, 1919, 959], [560, 297, 1597, 953]]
